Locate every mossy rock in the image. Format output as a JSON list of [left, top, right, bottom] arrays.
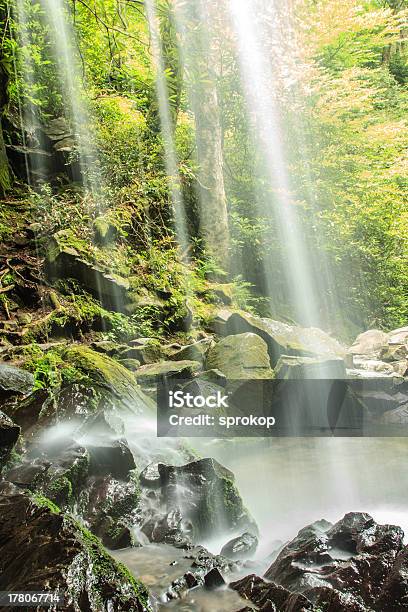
[[46, 229, 130, 312], [62, 345, 153, 413], [206, 333, 274, 380], [214, 310, 346, 367], [0, 489, 150, 611], [134, 360, 201, 384]]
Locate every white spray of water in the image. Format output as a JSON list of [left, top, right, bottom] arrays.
[[40, 0, 101, 197], [144, 0, 190, 256], [228, 0, 320, 328]]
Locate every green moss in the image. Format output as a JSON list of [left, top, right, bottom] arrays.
[[74, 524, 150, 608], [31, 493, 61, 514]]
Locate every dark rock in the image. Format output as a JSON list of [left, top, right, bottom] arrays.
[[84, 475, 140, 550], [87, 440, 136, 480], [0, 411, 20, 467], [204, 567, 225, 589], [6, 443, 89, 507], [230, 574, 313, 611], [140, 458, 256, 542], [141, 508, 192, 548], [140, 462, 162, 488], [262, 512, 406, 610], [0, 488, 149, 611], [0, 363, 34, 397], [184, 571, 199, 588], [221, 532, 258, 560]]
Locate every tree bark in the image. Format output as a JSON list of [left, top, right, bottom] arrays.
[[0, 2, 11, 195]]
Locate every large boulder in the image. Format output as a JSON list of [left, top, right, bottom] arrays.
[[230, 574, 313, 612], [0, 486, 149, 611], [262, 512, 406, 610], [61, 345, 153, 413], [212, 311, 345, 367], [139, 458, 256, 543], [275, 355, 346, 379], [221, 532, 258, 560], [349, 329, 389, 357], [205, 333, 274, 380]]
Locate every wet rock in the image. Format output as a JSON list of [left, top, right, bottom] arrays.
[[140, 462, 162, 488], [165, 545, 235, 600], [134, 360, 201, 384], [216, 311, 345, 366], [230, 574, 313, 612], [0, 363, 34, 397], [262, 512, 406, 611], [349, 329, 389, 357], [0, 488, 149, 611], [7, 443, 90, 507], [204, 567, 225, 589], [84, 475, 140, 550], [206, 333, 274, 380], [141, 508, 192, 548], [87, 440, 136, 480], [184, 571, 199, 588], [275, 355, 346, 379], [140, 458, 256, 542], [221, 532, 258, 560], [0, 411, 20, 467], [4, 389, 49, 439]]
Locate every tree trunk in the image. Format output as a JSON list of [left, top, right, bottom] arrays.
[[0, 3, 11, 195]]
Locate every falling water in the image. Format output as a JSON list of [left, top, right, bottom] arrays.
[[40, 0, 102, 197], [144, 0, 190, 256], [228, 0, 321, 328]]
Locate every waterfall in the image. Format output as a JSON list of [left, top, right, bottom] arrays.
[[40, 0, 102, 198], [228, 0, 321, 328], [144, 0, 190, 257]]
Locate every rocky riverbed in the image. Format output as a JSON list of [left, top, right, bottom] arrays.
[[1, 299, 408, 610]]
